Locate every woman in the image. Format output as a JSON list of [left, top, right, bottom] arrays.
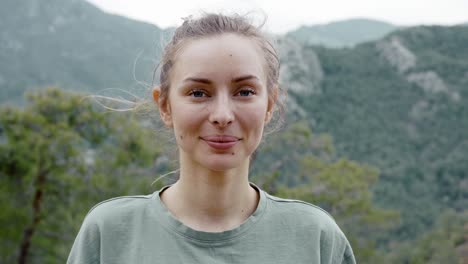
[[68, 13, 356, 264]]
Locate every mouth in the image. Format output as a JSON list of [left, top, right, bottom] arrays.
[[200, 135, 241, 150]]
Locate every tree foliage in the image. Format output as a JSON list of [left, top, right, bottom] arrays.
[[0, 88, 164, 263], [385, 210, 468, 264]]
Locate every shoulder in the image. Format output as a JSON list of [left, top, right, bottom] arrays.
[[67, 194, 156, 263], [83, 193, 155, 227], [265, 192, 338, 228], [263, 191, 356, 262]]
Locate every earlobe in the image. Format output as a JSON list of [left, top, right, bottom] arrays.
[[266, 85, 279, 123], [152, 87, 160, 104], [265, 110, 274, 124], [153, 87, 173, 127], [161, 111, 173, 128], [160, 102, 173, 128]]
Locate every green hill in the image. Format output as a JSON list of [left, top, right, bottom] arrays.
[[281, 25, 468, 240], [0, 0, 163, 105], [286, 18, 397, 47]]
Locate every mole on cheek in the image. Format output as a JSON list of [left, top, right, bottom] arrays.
[[231, 152, 235, 155], [180, 135, 183, 140]]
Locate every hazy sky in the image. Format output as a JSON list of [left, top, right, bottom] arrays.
[[86, 0, 468, 34]]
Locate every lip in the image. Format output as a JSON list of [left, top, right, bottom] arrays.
[[201, 135, 241, 150]]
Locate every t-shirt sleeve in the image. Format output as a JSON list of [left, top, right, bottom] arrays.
[[342, 241, 356, 264], [317, 213, 357, 264], [67, 212, 101, 264]]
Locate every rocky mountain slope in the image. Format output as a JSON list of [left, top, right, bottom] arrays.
[[281, 25, 468, 239], [0, 0, 163, 104]]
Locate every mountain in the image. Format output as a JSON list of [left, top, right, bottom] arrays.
[[0, 0, 163, 105], [286, 18, 397, 47], [281, 25, 468, 239]]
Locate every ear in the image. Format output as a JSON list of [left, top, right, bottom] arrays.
[[265, 111, 273, 124], [265, 85, 279, 124], [153, 86, 173, 127], [152, 87, 160, 104]]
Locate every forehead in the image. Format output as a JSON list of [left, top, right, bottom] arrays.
[[171, 33, 266, 83]]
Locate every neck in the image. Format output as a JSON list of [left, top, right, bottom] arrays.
[[160, 155, 259, 232]]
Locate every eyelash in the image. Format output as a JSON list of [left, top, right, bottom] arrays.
[[236, 88, 256, 97], [188, 89, 207, 98], [188, 87, 256, 98]]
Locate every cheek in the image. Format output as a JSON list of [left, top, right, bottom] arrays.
[[173, 117, 197, 137], [171, 107, 205, 141], [239, 104, 268, 135]]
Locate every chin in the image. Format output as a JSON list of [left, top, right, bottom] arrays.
[[200, 154, 247, 172]]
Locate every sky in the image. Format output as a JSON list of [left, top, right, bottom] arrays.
[[86, 0, 468, 34]]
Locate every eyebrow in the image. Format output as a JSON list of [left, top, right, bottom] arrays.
[[232, 75, 259, 83], [183, 75, 260, 84]]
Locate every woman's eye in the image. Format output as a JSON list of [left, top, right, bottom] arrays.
[[189, 90, 207, 98], [237, 89, 256, 97]]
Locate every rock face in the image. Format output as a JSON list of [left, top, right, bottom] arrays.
[[377, 37, 461, 102], [376, 37, 416, 73], [278, 37, 324, 95], [407, 71, 448, 93], [276, 37, 324, 119], [406, 71, 460, 101]]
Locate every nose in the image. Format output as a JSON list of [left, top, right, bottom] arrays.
[[208, 92, 234, 128]]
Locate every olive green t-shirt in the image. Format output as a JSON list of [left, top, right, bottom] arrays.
[[67, 185, 356, 264]]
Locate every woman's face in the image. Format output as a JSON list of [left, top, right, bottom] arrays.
[[161, 33, 273, 172]]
